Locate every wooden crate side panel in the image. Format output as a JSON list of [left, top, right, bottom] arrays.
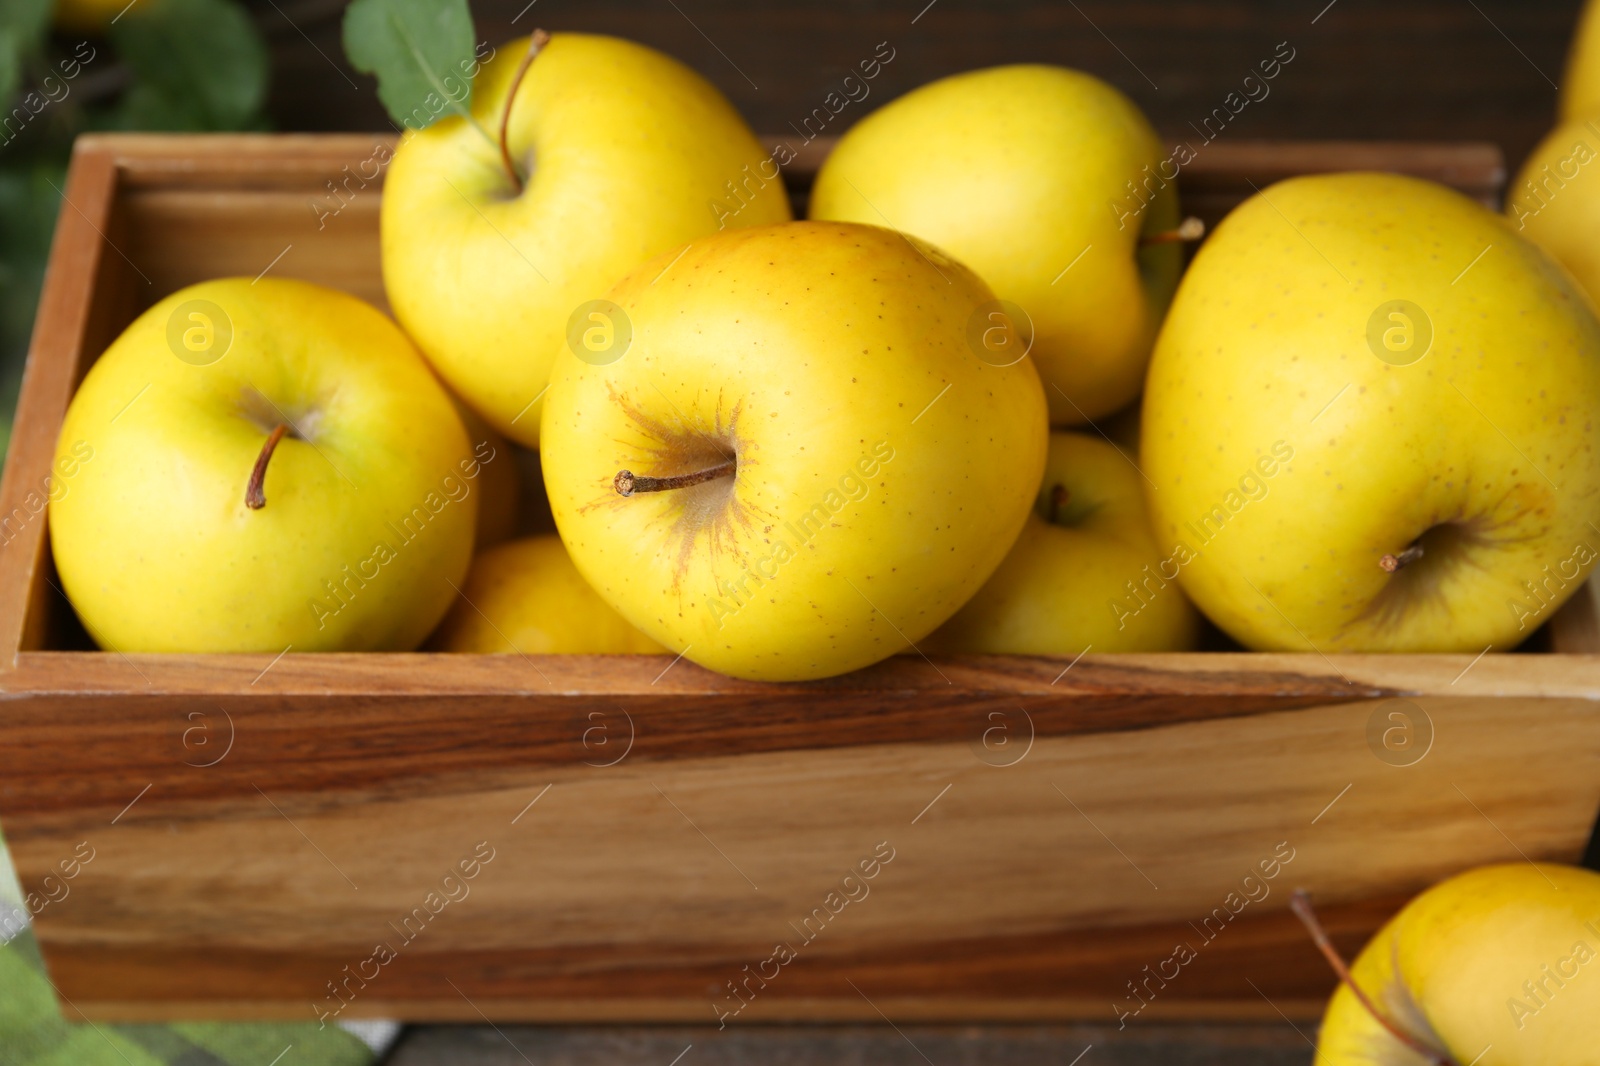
[[0, 655, 1384, 824], [10, 696, 1595, 1019], [0, 145, 118, 657], [0, 651, 1591, 823], [120, 188, 385, 313]]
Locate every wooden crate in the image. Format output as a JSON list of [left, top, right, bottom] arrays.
[[1, 134, 1595, 1026]]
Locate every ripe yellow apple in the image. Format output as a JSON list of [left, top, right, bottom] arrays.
[[809, 64, 1183, 424], [1508, 120, 1600, 304], [432, 535, 664, 653], [540, 221, 1049, 681], [926, 432, 1198, 654], [1143, 173, 1600, 653], [51, 278, 478, 652], [1564, 0, 1600, 121], [381, 32, 791, 448], [1314, 863, 1600, 1065]]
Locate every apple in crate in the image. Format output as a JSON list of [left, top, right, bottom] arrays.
[[50, 278, 477, 652], [381, 32, 791, 448], [1508, 120, 1600, 305], [1142, 173, 1600, 653], [433, 534, 665, 654], [927, 431, 1199, 654], [810, 64, 1187, 425], [1562, 0, 1600, 122], [540, 221, 1048, 681]]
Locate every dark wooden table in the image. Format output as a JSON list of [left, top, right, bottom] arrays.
[[388, 1022, 1313, 1065], [254, 0, 1582, 177]]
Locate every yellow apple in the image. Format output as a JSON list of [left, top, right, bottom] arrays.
[[1314, 863, 1600, 1065], [809, 64, 1183, 424], [927, 431, 1198, 654], [1508, 119, 1600, 304], [540, 220, 1049, 681], [432, 535, 665, 653], [381, 32, 791, 448], [1564, 0, 1600, 122], [1143, 173, 1600, 653], [51, 278, 477, 652]]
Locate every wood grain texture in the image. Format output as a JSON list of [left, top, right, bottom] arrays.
[[249, 0, 1577, 178], [0, 134, 1595, 1023], [10, 695, 1598, 1021], [0, 142, 116, 658]]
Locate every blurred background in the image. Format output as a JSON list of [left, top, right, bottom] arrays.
[[0, 0, 1583, 454]]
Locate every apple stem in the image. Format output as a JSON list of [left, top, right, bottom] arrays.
[[1288, 890, 1459, 1066], [1140, 216, 1205, 246], [498, 29, 550, 196], [245, 423, 289, 511], [1048, 484, 1069, 524], [1379, 545, 1425, 573], [614, 460, 736, 497]]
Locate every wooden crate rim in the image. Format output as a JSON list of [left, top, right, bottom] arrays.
[[2, 650, 1599, 699], [67, 130, 1510, 186]]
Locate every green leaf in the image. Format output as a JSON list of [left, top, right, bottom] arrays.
[[104, 81, 211, 131], [0, 31, 21, 111], [0, 0, 52, 55], [108, 0, 268, 131], [342, 0, 478, 132]]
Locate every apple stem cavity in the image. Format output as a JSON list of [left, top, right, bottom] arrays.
[[245, 423, 289, 511], [614, 460, 736, 497], [1289, 890, 1460, 1066], [1140, 216, 1205, 247], [498, 28, 550, 196], [1379, 545, 1425, 573]]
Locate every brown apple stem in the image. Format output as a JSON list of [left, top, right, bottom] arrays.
[[245, 423, 289, 511], [1379, 545, 1425, 573], [1140, 216, 1205, 246], [498, 28, 550, 195], [1048, 484, 1069, 524], [614, 460, 736, 497], [1289, 890, 1458, 1066]]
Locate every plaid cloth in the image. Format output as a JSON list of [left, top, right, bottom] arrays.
[[0, 828, 396, 1066]]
